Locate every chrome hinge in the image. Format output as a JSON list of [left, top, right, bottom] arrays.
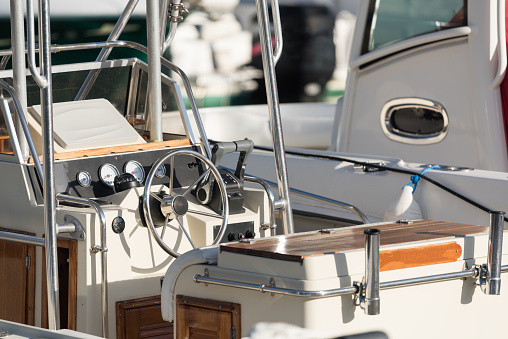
[[26, 252, 31, 271], [231, 326, 236, 339]]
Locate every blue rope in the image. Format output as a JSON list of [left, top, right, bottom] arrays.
[[406, 165, 440, 193]]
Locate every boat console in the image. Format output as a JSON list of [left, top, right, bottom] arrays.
[[2, 0, 508, 338], [168, 219, 508, 338]]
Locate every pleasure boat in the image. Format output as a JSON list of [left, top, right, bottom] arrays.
[[0, 0, 271, 337], [167, 0, 508, 337], [1, 0, 508, 339], [204, 0, 508, 227]]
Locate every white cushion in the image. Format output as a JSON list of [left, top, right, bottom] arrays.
[[28, 98, 144, 151]]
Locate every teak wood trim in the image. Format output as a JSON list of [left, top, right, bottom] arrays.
[[28, 139, 190, 163], [41, 237, 78, 330], [26, 244, 36, 325], [116, 295, 174, 339], [175, 295, 241, 339], [0, 227, 36, 325], [379, 241, 462, 271], [220, 220, 487, 263]]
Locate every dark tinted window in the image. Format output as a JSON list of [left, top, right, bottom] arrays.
[[363, 0, 466, 53], [390, 107, 444, 135]]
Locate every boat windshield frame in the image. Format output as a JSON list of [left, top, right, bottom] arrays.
[[0, 56, 201, 165]]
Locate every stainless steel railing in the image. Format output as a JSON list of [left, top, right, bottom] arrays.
[[250, 176, 370, 225], [244, 176, 279, 236], [75, 0, 140, 101], [193, 266, 482, 298], [56, 194, 108, 337], [194, 211, 506, 314], [255, 0, 294, 234], [0, 82, 44, 183]]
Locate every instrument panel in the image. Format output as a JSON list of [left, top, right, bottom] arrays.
[[27, 146, 204, 202]]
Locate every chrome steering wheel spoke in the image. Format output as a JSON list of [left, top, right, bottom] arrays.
[[142, 149, 229, 258]]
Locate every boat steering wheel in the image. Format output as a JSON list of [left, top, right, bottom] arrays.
[[143, 149, 229, 258]]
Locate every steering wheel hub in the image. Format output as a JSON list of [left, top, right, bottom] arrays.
[[160, 195, 189, 219]]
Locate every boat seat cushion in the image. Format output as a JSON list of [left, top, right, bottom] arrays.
[[28, 98, 145, 151]]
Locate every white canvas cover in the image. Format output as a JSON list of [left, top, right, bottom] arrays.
[[28, 98, 144, 151]]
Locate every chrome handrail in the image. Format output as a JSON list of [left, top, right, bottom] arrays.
[[146, 0, 163, 143], [255, 0, 294, 234], [10, 0, 29, 160], [491, 0, 507, 89], [56, 193, 108, 337], [193, 266, 486, 298], [253, 176, 370, 224], [244, 175, 278, 235], [75, 0, 140, 101], [0, 81, 44, 183], [28, 0, 60, 330], [270, 0, 283, 64], [25, 0, 48, 88], [0, 40, 213, 160], [0, 231, 45, 247]]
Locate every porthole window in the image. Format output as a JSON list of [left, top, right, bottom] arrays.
[[381, 98, 448, 144]]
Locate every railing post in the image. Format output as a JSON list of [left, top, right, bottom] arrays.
[[364, 228, 380, 315], [146, 0, 163, 142], [487, 211, 505, 295], [10, 0, 29, 160], [32, 0, 61, 330], [254, 0, 294, 234]]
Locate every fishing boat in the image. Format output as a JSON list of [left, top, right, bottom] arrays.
[[1, 0, 508, 339]]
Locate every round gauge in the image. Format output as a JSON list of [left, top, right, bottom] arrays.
[[99, 163, 120, 187], [124, 160, 145, 182], [76, 171, 92, 187], [154, 163, 166, 178]]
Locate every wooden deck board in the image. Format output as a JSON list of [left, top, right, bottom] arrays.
[[220, 220, 488, 263], [28, 139, 191, 163]]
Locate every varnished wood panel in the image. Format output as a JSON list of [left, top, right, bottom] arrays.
[[116, 296, 174, 339], [221, 220, 487, 263], [379, 241, 462, 271], [25, 244, 36, 325], [41, 238, 78, 330], [0, 228, 36, 325], [29, 139, 190, 163], [175, 295, 240, 339]]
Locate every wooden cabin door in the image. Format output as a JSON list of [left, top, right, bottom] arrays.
[[0, 229, 36, 325], [175, 295, 240, 339]]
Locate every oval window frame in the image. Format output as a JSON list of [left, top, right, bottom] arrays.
[[380, 98, 449, 145]]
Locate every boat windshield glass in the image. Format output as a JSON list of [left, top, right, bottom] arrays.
[[0, 60, 187, 150], [363, 0, 466, 53]]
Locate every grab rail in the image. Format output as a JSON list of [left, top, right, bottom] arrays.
[[195, 212, 505, 314], [255, 0, 294, 234], [25, 0, 60, 330], [194, 263, 508, 299], [0, 231, 45, 247], [0, 81, 43, 183], [270, 0, 283, 64], [56, 193, 108, 337], [193, 266, 482, 298], [250, 176, 370, 224], [492, 0, 507, 89], [244, 175, 279, 235], [75, 0, 140, 101], [0, 39, 214, 161]]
